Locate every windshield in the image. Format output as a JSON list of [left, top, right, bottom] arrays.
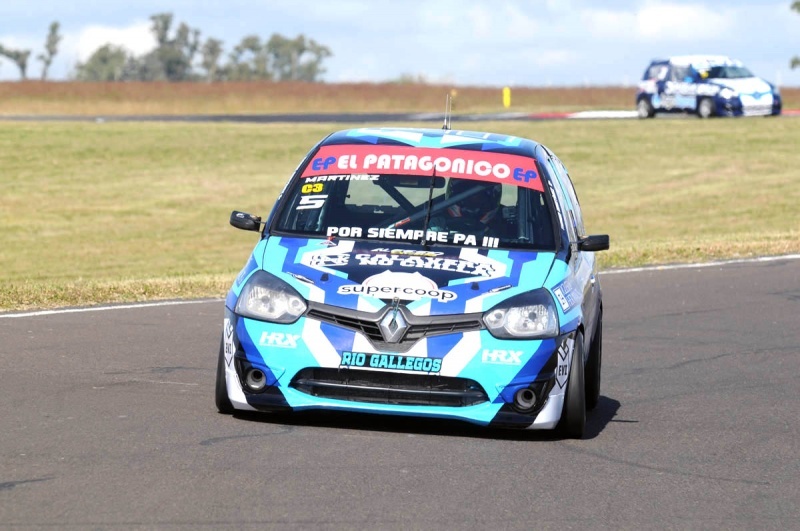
[[273, 147, 556, 251], [706, 65, 754, 79]]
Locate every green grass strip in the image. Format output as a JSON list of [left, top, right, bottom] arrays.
[[2, 119, 798, 311]]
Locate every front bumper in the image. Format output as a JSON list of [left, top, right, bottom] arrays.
[[222, 307, 576, 429], [715, 93, 781, 117]]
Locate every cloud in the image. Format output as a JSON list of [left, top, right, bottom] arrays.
[[0, 34, 38, 50], [464, 3, 540, 41], [635, 1, 732, 40], [578, 1, 732, 42], [530, 49, 578, 68], [73, 21, 156, 61], [579, 8, 637, 40]]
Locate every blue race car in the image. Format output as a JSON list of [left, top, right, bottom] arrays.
[[636, 55, 782, 118], [217, 127, 609, 439]]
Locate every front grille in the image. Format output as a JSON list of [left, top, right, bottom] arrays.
[[306, 303, 483, 352], [291, 368, 488, 407], [402, 320, 483, 342], [742, 104, 772, 116], [307, 309, 384, 340]]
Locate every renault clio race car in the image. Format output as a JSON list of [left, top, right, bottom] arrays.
[[216, 127, 609, 438], [636, 55, 782, 118]]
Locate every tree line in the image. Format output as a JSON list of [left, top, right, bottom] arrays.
[[3, 5, 800, 83], [0, 13, 332, 82]]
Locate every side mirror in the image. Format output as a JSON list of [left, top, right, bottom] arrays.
[[578, 234, 609, 252], [230, 210, 262, 232]]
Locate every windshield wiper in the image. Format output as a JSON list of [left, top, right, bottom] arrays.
[[419, 170, 438, 248]]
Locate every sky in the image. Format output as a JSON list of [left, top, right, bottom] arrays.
[[1, 0, 799, 86]]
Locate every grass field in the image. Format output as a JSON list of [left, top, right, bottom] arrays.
[[1, 85, 799, 311]]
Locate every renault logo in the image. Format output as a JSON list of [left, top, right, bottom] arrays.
[[379, 299, 408, 343]]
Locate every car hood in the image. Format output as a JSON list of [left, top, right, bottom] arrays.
[[710, 76, 772, 95], [261, 236, 556, 316]]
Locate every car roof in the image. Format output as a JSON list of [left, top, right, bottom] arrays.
[[320, 127, 541, 159], [659, 55, 742, 69]]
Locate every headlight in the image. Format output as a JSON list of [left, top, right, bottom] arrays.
[[235, 270, 307, 323], [483, 288, 559, 339], [719, 87, 737, 99]]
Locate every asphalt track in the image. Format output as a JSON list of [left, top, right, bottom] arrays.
[[1, 256, 799, 529]]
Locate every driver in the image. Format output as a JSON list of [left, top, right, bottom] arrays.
[[429, 179, 502, 236]]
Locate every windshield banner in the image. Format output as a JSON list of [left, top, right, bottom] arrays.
[[301, 144, 543, 191]]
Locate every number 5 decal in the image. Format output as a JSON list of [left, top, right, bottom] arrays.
[[297, 194, 328, 210]]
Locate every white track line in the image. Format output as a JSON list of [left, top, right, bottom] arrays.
[[567, 110, 639, 119], [0, 298, 222, 319], [602, 254, 800, 275], [2, 254, 799, 319]]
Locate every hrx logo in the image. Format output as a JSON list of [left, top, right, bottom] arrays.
[[481, 349, 522, 365], [259, 332, 300, 348]]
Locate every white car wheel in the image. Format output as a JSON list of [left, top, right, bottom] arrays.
[[637, 98, 655, 119], [697, 98, 714, 119]]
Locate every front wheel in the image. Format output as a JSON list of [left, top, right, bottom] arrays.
[[557, 332, 586, 439], [215, 336, 234, 414], [585, 314, 602, 411], [637, 97, 655, 119]]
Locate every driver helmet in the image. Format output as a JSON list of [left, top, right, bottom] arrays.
[[445, 178, 502, 224]]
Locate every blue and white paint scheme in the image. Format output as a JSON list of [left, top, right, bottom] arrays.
[[217, 127, 609, 438]]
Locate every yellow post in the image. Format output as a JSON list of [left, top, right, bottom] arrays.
[[502, 87, 511, 109]]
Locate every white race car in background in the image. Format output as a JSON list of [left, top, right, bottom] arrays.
[[636, 55, 782, 118]]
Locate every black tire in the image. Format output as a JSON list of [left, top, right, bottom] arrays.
[[697, 97, 714, 119], [558, 332, 586, 439], [637, 97, 655, 119], [585, 313, 602, 411], [215, 336, 234, 414]]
